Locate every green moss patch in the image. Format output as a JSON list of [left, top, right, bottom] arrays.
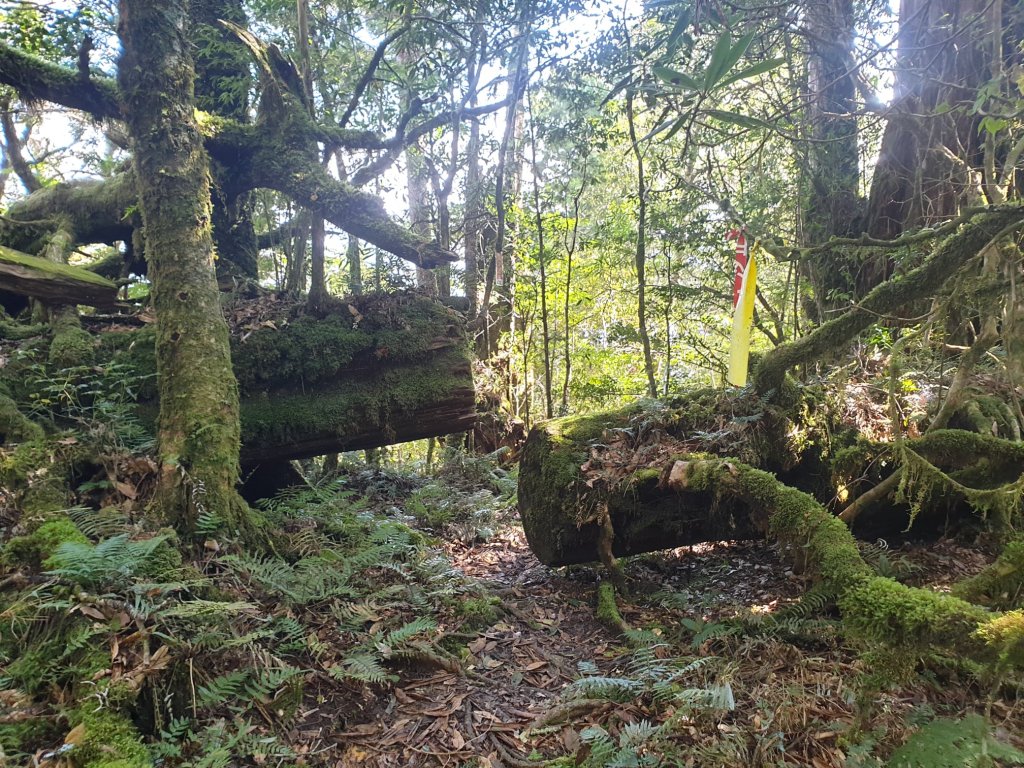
[[68, 708, 151, 768], [3, 516, 89, 570], [955, 537, 1024, 610]]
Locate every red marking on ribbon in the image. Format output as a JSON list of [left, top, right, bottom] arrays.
[[726, 229, 748, 307]]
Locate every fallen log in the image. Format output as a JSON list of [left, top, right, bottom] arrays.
[[99, 292, 475, 463], [518, 389, 1024, 567], [0, 245, 119, 307], [518, 390, 822, 567]]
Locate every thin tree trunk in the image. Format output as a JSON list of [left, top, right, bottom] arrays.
[[560, 168, 584, 414], [527, 87, 553, 419], [297, 0, 328, 312], [625, 90, 657, 398], [480, 21, 530, 355], [347, 235, 362, 295]]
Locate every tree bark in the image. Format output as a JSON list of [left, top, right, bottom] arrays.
[[0, 245, 118, 307], [864, 0, 990, 239], [101, 293, 475, 464], [625, 90, 658, 398], [118, 0, 250, 535]]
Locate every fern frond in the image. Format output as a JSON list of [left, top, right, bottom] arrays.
[[383, 617, 436, 647], [565, 675, 644, 701], [331, 653, 390, 684]]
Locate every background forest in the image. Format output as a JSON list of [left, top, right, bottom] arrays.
[[1, 0, 1024, 766]]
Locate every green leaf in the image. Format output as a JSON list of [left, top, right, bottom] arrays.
[[706, 109, 770, 131], [716, 56, 785, 89], [652, 64, 700, 91], [641, 112, 690, 143], [979, 115, 1009, 135], [703, 31, 754, 91], [663, 9, 692, 58], [603, 72, 638, 106]]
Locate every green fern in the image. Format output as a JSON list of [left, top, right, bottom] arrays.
[[886, 715, 1024, 767], [47, 533, 172, 589], [66, 506, 129, 539], [331, 652, 392, 684], [384, 616, 437, 646]]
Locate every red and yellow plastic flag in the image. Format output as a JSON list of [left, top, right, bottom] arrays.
[[726, 229, 756, 387]]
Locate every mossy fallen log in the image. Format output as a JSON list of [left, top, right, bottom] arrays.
[[518, 390, 824, 567], [101, 292, 475, 463], [0, 244, 119, 307]]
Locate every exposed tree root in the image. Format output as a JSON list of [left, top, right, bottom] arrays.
[[595, 582, 630, 635], [665, 459, 1023, 668], [840, 326, 998, 525]]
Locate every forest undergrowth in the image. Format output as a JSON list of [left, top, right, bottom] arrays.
[[2, 334, 1024, 768]]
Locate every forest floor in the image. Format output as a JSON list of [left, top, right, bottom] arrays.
[[296, 477, 1023, 768]]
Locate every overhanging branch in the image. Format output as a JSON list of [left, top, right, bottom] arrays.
[[753, 205, 1024, 395], [0, 43, 120, 120]]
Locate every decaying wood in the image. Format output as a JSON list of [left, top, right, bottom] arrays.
[[0, 244, 119, 307]]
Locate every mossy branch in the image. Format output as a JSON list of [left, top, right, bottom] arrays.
[[666, 458, 1021, 667], [753, 205, 1024, 395], [0, 42, 121, 120]]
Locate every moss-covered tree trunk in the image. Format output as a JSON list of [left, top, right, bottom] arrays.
[[118, 0, 251, 534]]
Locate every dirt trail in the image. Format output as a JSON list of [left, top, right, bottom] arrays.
[[307, 520, 1011, 768]]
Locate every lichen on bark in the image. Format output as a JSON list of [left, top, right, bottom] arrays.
[[117, 0, 254, 537]]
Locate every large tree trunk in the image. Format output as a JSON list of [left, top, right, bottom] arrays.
[[864, 0, 991, 240], [799, 0, 863, 316], [118, 0, 251, 535], [100, 292, 475, 465]]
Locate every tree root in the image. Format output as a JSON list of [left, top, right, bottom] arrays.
[[596, 501, 627, 591], [665, 458, 1023, 668], [595, 581, 630, 635], [529, 698, 609, 728]]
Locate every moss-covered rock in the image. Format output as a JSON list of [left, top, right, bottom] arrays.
[[0, 437, 80, 521], [0, 391, 44, 443], [49, 325, 97, 368]]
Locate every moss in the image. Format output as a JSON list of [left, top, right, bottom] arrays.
[[3, 516, 89, 569], [680, 459, 1011, 668], [67, 708, 151, 768], [0, 318, 47, 340], [595, 582, 627, 633], [841, 576, 988, 648], [136, 530, 184, 580], [230, 293, 467, 395], [49, 325, 97, 368], [241, 361, 466, 449], [456, 596, 500, 629], [0, 438, 75, 521], [0, 243, 119, 289], [0, 391, 44, 443], [975, 610, 1024, 668], [954, 538, 1024, 610]]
